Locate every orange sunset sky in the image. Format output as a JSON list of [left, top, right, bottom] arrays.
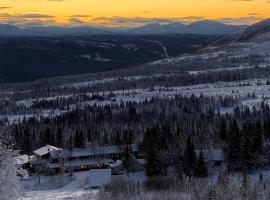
[[0, 0, 269, 27]]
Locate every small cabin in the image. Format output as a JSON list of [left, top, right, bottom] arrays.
[[33, 145, 61, 160]]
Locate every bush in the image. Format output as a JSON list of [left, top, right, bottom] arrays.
[[143, 177, 175, 191], [99, 178, 140, 200]]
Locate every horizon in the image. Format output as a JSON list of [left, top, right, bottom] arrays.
[[0, 0, 269, 28], [0, 19, 253, 29]]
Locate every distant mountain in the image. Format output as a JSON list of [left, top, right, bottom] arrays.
[[237, 18, 270, 42], [0, 24, 18, 36], [185, 20, 247, 35], [0, 20, 248, 36], [128, 20, 248, 35], [129, 22, 186, 35], [19, 26, 114, 36]]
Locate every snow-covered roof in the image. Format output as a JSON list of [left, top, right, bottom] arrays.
[[14, 154, 33, 165], [47, 158, 114, 169], [195, 149, 224, 161], [34, 145, 61, 156], [50, 144, 139, 159]]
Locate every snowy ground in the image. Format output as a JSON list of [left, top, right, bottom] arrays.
[[2, 78, 270, 124], [23, 189, 97, 200], [21, 170, 147, 200], [22, 171, 99, 200]]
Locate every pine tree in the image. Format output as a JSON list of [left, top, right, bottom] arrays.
[[241, 135, 255, 171], [56, 127, 63, 147], [114, 131, 122, 145], [183, 136, 197, 176], [145, 144, 162, 177], [122, 145, 134, 173], [74, 129, 85, 148], [144, 128, 162, 177], [227, 120, 242, 171], [195, 151, 208, 177], [253, 122, 264, 154], [219, 119, 227, 142]]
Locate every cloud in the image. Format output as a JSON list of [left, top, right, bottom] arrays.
[[142, 10, 149, 14], [248, 13, 260, 16], [69, 17, 83, 24], [91, 16, 205, 26], [225, 0, 254, 1], [70, 15, 92, 18], [218, 16, 263, 24], [18, 14, 54, 19], [0, 7, 11, 10], [0, 13, 57, 27]]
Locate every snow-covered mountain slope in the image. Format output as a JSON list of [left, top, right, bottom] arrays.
[[150, 19, 270, 69], [237, 19, 270, 42]]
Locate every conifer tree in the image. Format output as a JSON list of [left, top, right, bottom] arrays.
[[183, 136, 197, 176], [195, 151, 208, 177], [144, 128, 162, 177]]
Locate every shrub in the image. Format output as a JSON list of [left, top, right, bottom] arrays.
[[143, 177, 175, 191]]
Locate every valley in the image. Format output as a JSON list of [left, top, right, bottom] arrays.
[[1, 19, 270, 200]]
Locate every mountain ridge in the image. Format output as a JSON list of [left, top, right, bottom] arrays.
[[0, 20, 248, 36]]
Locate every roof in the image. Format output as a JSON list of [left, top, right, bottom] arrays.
[[14, 154, 33, 165], [47, 158, 114, 169], [50, 144, 139, 159], [33, 145, 61, 156], [195, 149, 224, 161]]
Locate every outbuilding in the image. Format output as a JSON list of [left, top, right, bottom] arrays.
[[89, 168, 112, 188]]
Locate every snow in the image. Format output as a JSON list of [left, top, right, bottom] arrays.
[[14, 155, 33, 165], [112, 171, 147, 183], [22, 171, 99, 200], [33, 145, 61, 156], [93, 54, 111, 62], [0, 109, 69, 124], [23, 189, 95, 200], [50, 144, 139, 159], [6, 79, 270, 123], [249, 41, 270, 56], [195, 149, 224, 162]]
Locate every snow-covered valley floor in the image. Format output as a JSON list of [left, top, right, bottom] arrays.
[[3, 78, 270, 125]]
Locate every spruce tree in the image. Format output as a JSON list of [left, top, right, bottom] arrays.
[[144, 128, 162, 177], [122, 145, 134, 173], [56, 127, 63, 147], [183, 136, 197, 176], [195, 151, 208, 177], [219, 119, 227, 142], [227, 120, 242, 171]]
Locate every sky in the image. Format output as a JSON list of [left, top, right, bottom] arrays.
[[0, 0, 269, 27]]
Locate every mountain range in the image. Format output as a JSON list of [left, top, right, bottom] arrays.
[[0, 20, 248, 36]]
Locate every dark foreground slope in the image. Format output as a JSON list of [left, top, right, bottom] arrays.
[[0, 35, 217, 83]]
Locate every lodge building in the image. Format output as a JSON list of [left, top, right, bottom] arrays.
[[33, 144, 139, 172]]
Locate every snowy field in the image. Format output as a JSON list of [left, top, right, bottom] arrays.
[[22, 171, 99, 200], [2, 78, 270, 124], [20, 169, 270, 200], [13, 79, 270, 106], [21, 171, 147, 200]]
